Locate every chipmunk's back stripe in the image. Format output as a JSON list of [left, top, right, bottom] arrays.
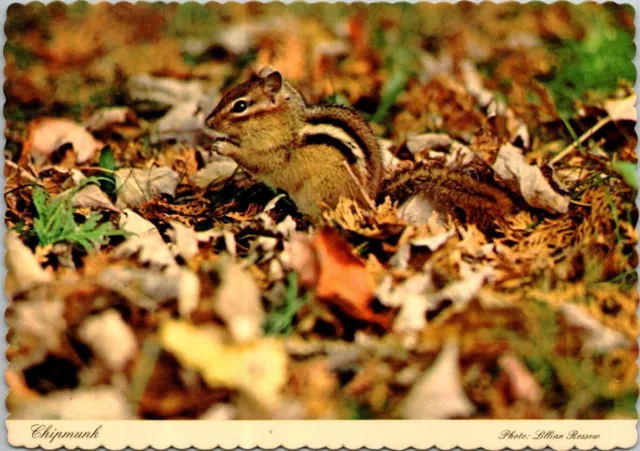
[[303, 133, 359, 164], [301, 123, 367, 162], [307, 116, 371, 160]]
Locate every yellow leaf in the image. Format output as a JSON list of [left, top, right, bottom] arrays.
[[159, 320, 287, 409]]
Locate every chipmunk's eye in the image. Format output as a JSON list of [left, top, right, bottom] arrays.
[[231, 100, 248, 113]]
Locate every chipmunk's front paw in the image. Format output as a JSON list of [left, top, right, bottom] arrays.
[[211, 139, 240, 158]]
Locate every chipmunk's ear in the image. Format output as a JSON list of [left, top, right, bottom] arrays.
[[259, 66, 282, 94]]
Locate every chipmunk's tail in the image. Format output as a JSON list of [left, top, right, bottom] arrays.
[[380, 162, 514, 233]]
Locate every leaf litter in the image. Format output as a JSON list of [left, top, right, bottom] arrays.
[[4, 2, 637, 420]]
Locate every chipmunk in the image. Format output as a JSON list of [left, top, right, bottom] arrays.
[[204, 66, 383, 217], [204, 67, 513, 230]]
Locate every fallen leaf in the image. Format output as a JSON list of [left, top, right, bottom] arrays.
[[426, 263, 494, 311], [83, 106, 137, 132], [168, 221, 199, 261], [178, 269, 201, 318], [410, 229, 455, 251], [5, 231, 52, 294], [397, 194, 440, 226], [150, 101, 204, 144], [604, 94, 636, 122], [78, 309, 138, 372], [376, 274, 432, 333], [7, 298, 66, 368], [159, 319, 288, 411], [97, 267, 179, 310], [560, 303, 630, 352], [499, 353, 542, 404], [401, 340, 475, 419], [114, 167, 180, 208], [10, 387, 134, 420], [127, 74, 203, 106], [119, 209, 158, 236], [68, 184, 118, 211], [282, 233, 320, 288], [113, 219, 177, 271], [199, 403, 238, 420], [191, 157, 239, 188], [211, 256, 264, 343], [406, 133, 453, 154], [459, 60, 493, 108], [492, 142, 569, 214], [21, 118, 102, 165], [313, 228, 390, 327]]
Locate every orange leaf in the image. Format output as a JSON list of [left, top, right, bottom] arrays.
[[313, 228, 391, 328]]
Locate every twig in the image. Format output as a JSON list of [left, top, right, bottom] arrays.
[[342, 160, 377, 212], [76, 166, 117, 174], [5, 160, 38, 183], [550, 116, 611, 165], [569, 199, 591, 207]]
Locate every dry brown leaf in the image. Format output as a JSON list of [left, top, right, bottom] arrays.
[[68, 184, 119, 211], [115, 167, 180, 208], [191, 157, 239, 188], [492, 143, 569, 213]]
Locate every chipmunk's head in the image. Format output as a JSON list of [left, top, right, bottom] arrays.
[[204, 67, 305, 150]]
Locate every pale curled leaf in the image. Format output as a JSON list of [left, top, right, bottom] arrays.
[[191, 157, 239, 188], [178, 269, 201, 318], [84, 106, 135, 131], [168, 221, 199, 261], [560, 303, 630, 352], [23, 118, 102, 164], [69, 184, 118, 211], [112, 223, 178, 272], [212, 256, 264, 343], [397, 194, 439, 226], [6, 231, 52, 293], [97, 267, 179, 310], [401, 340, 475, 419], [410, 230, 455, 251], [426, 263, 494, 311], [459, 60, 493, 107], [8, 298, 66, 360], [127, 74, 204, 106], [604, 94, 636, 122], [499, 354, 542, 404], [119, 209, 158, 236], [406, 133, 453, 154], [150, 101, 204, 144], [492, 143, 569, 214], [78, 310, 137, 372]]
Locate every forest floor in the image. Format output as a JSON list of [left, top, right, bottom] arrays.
[[4, 2, 638, 420]]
